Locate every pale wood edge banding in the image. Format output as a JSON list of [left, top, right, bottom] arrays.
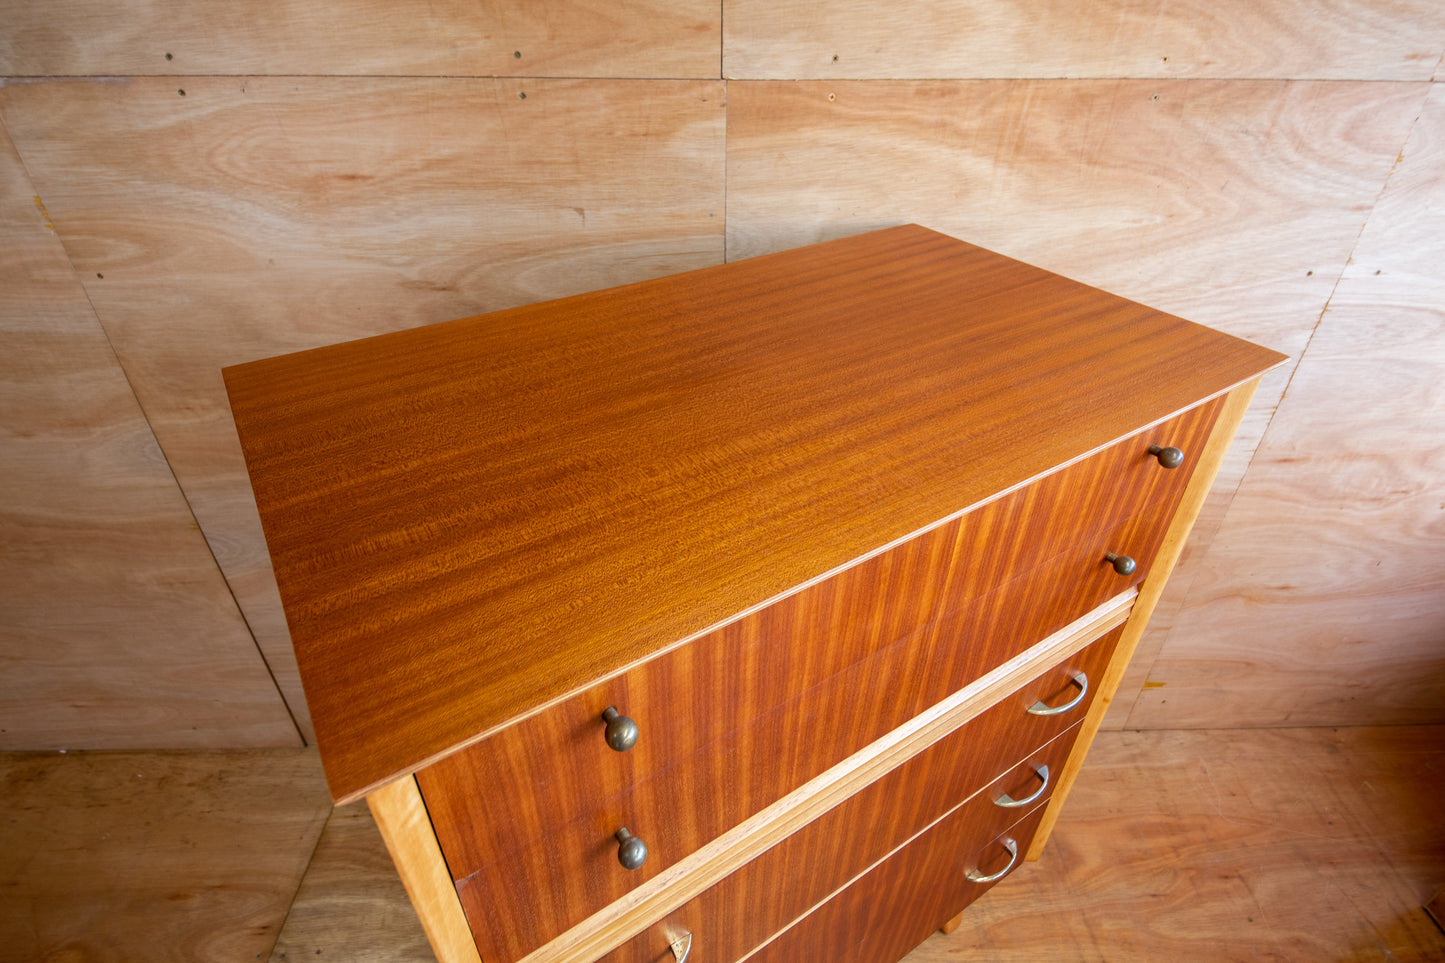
[[367, 777, 483, 963], [521, 590, 1137, 963], [1023, 378, 1264, 862]]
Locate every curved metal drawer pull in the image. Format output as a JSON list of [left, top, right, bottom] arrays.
[[965, 835, 1019, 884], [995, 763, 1050, 808], [1027, 670, 1087, 716], [670, 933, 692, 962]]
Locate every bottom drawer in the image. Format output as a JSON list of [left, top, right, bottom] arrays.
[[746, 801, 1050, 963]]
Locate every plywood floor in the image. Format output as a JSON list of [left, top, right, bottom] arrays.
[[4, 727, 1442, 962]]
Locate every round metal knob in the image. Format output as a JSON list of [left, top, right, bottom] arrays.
[[601, 706, 639, 752], [1105, 552, 1137, 576], [1148, 444, 1184, 469], [615, 827, 647, 870]]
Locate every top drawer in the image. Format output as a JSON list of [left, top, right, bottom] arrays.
[[415, 398, 1221, 954]]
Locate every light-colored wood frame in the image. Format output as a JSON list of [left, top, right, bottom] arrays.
[[367, 777, 482, 963], [1025, 378, 1263, 862]]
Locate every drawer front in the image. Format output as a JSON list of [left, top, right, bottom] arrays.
[[746, 803, 1051, 963], [417, 401, 1217, 957], [467, 624, 1125, 963]]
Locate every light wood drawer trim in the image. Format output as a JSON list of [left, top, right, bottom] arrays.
[[367, 777, 482, 963], [519, 587, 1136, 963]]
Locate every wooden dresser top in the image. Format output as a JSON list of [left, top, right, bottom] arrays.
[[224, 224, 1286, 803]]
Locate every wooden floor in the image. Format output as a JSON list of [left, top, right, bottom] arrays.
[[3, 727, 1442, 962]]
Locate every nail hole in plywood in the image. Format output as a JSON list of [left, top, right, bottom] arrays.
[[828, 92, 836, 101], [519, 91, 527, 99], [514, 50, 522, 59], [165, 52, 173, 61], [178, 88, 186, 96]]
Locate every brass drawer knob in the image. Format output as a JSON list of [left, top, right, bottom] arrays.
[[1148, 444, 1185, 469], [615, 827, 648, 870], [1104, 552, 1136, 576], [601, 706, 639, 752]]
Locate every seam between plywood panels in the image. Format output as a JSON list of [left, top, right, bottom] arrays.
[[2, 104, 309, 748]]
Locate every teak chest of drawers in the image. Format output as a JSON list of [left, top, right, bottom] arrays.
[[224, 225, 1286, 963]]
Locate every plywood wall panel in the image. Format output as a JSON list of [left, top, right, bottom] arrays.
[[0, 120, 300, 749], [1126, 84, 1445, 729], [0, 0, 721, 78], [0, 77, 726, 735], [724, 0, 1445, 81], [728, 79, 1419, 380]]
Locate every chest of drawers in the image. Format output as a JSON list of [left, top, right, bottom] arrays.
[[224, 225, 1285, 963]]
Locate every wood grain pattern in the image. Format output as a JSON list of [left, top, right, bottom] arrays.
[[723, 0, 1445, 81], [0, 748, 332, 963], [905, 727, 1445, 961], [602, 631, 1121, 963], [0, 115, 299, 748], [748, 803, 1051, 963], [268, 804, 434, 963], [225, 224, 1279, 804], [367, 778, 482, 963], [1027, 379, 1259, 860], [0, 76, 727, 743], [510, 593, 1134, 963], [1127, 84, 1445, 729], [417, 405, 1211, 958], [0, 0, 721, 78]]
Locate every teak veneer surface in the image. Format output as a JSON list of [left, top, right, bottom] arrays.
[[224, 224, 1286, 803]]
